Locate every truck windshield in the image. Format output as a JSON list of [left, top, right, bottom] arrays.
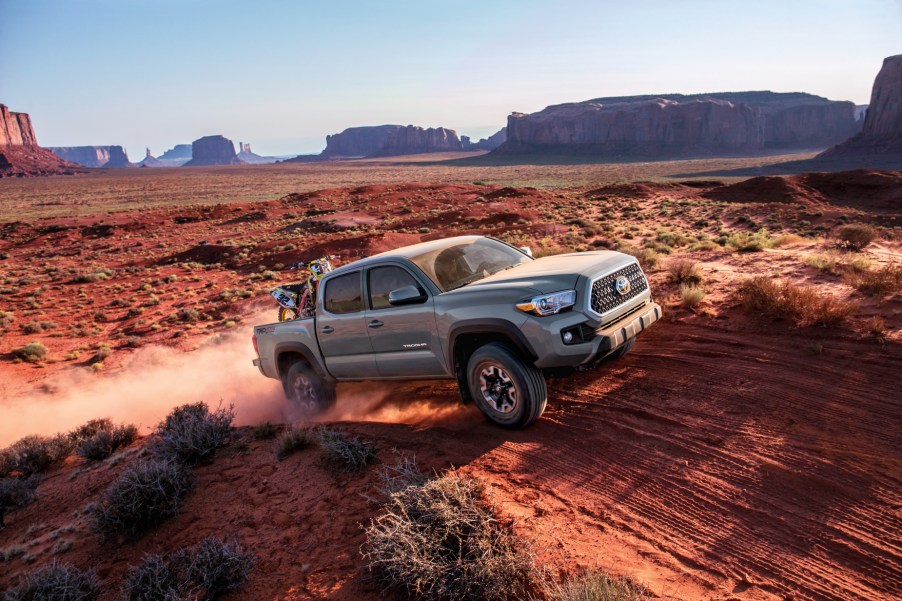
[[409, 237, 532, 292]]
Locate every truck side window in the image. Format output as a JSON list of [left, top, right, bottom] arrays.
[[368, 266, 422, 310], [324, 272, 362, 314]]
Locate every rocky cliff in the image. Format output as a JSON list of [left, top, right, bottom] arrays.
[[371, 126, 463, 156], [495, 91, 858, 157], [498, 97, 764, 156], [462, 128, 506, 151], [320, 125, 404, 158], [182, 135, 244, 167], [0, 104, 78, 177], [0, 105, 38, 146], [820, 55, 902, 157], [159, 144, 192, 160], [48, 146, 134, 168]]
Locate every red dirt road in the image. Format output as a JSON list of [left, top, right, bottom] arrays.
[[2, 315, 899, 600]]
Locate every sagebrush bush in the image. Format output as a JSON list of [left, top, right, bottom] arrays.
[[121, 536, 254, 601], [93, 459, 192, 539], [68, 418, 114, 442], [546, 569, 649, 601], [836, 224, 876, 251], [679, 284, 705, 309], [737, 277, 857, 327], [4, 560, 101, 601], [667, 259, 701, 285], [847, 264, 902, 297], [0, 477, 38, 526], [77, 424, 138, 461], [150, 402, 234, 464], [12, 341, 48, 363], [318, 429, 377, 473], [275, 426, 314, 460], [363, 472, 536, 600], [0, 434, 72, 477]]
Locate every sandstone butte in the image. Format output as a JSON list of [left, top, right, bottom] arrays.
[[182, 135, 245, 167], [494, 91, 861, 157], [48, 146, 134, 168], [820, 54, 902, 157], [289, 124, 467, 161], [0, 103, 77, 177]]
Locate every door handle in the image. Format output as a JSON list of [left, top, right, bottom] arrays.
[[321, 325, 334, 334], [368, 320, 384, 329]]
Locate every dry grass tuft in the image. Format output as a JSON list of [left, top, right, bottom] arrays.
[[318, 429, 377, 473], [546, 568, 649, 601], [363, 472, 537, 600], [667, 259, 701, 285], [737, 277, 857, 327], [275, 426, 314, 460], [679, 284, 706, 309], [846, 264, 902, 297]]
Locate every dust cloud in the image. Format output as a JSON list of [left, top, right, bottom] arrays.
[[0, 313, 285, 446], [1, 311, 477, 446]]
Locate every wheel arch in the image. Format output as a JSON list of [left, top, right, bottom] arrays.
[[274, 341, 333, 383], [448, 319, 537, 403]]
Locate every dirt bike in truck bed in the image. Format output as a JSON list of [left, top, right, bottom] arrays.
[[252, 235, 661, 429]]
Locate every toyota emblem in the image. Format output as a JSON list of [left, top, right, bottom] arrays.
[[615, 276, 631, 296]]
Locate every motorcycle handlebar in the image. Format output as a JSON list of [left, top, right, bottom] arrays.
[[284, 255, 339, 270]]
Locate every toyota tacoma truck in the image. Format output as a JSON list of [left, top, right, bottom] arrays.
[[252, 235, 661, 429]]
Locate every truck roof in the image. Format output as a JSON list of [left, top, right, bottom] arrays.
[[329, 235, 485, 274]]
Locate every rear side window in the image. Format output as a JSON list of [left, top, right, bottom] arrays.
[[368, 265, 423, 310], [324, 272, 362, 314]]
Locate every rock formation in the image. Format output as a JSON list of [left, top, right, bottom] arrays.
[[320, 125, 405, 158], [820, 55, 902, 157], [138, 148, 164, 167], [182, 135, 244, 167], [462, 128, 507, 151], [0, 104, 77, 177], [237, 142, 277, 164], [48, 146, 134, 168], [371, 126, 463, 156], [495, 91, 859, 157], [160, 144, 192, 160]]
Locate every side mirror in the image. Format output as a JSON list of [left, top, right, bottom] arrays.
[[519, 246, 533, 257], [388, 285, 428, 306]]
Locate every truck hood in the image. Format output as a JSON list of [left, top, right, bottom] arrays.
[[460, 251, 634, 295]]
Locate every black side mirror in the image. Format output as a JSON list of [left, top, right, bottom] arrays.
[[388, 285, 427, 306]]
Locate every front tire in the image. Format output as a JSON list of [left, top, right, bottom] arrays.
[[282, 362, 336, 414], [466, 342, 547, 429]]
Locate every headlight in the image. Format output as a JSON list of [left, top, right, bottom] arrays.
[[516, 290, 576, 316]]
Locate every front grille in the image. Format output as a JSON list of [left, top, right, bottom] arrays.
[[590, 263, 648, 316]]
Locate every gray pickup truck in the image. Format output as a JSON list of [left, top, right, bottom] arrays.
[[252, 235, 661, 428]]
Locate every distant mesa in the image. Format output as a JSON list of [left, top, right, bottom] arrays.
[[160, 144, 192, 160], [183, 135, 245, 167], [493, 91, 860, 158], [237, 142, 278, 164], [462, 128, 506, 151], [0, 103, 78, 177], [284, 124, 469, 162], [820, 55, 902, 158], [49, 146, 134, 168]]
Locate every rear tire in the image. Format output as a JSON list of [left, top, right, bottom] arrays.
[[466, 342, 547, 429], [282, 361, 336, 414]]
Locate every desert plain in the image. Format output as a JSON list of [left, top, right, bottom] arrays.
[[0, 153, 900, 600]]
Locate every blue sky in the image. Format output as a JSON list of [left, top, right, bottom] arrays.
[[1, 0, 899, 157]]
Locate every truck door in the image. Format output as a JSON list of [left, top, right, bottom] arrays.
[[365, 264, 446, 378], [317, 270, 379, 379]]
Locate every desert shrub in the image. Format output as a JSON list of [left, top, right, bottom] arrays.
[[275, 426, 314, 460], [847, 264, 902, 297], [363, 473, 536, 600], [121, 537, 253, 601], [4, 560, 101, 601], [76, 424, 138, 461], [836, 224, 876, 251], [177, 307, 200, 323], [150, 402, 234, 465], [0, 435, 72, 477], [70, 268, 115, 284], [0, 311, 14, 329], [250, 421, 278, 440], [68, 418, 114, 442], [803, 252, 872, 275], [318, 429, 377, 473], [546, 569, 648, 601], [93, 459, 192, 539], [12, 341, 48, 363], [0, 477, 38, 526], [616, 244, 659, 270], [726, 228, 775, 252], [679, 284, 705, 309], [21, 320, 55, 334], [737, 277, 857, 327], [666, 259, 701, 285]]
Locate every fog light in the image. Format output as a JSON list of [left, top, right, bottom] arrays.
[[562, 331, 574, 344]]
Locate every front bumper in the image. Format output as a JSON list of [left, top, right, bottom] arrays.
[[529, 300, 662, 369]]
